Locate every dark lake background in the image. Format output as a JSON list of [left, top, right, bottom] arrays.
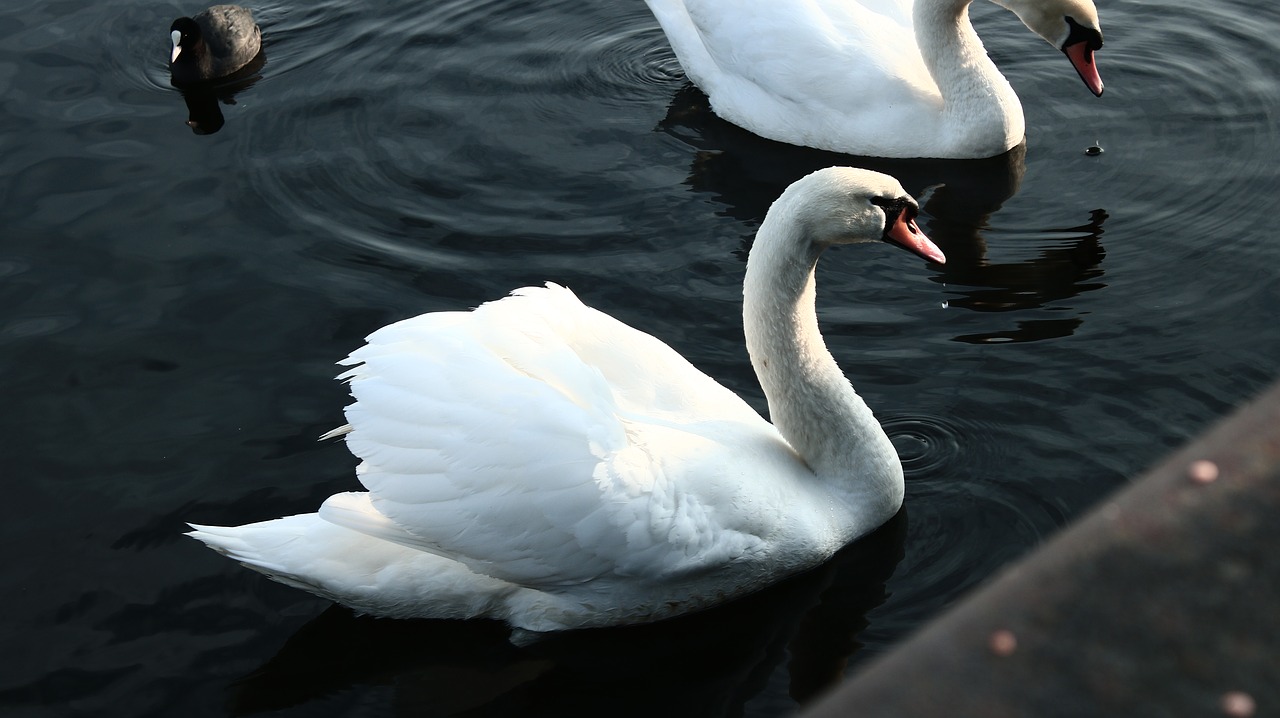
[[2, 0, 1278, 715]]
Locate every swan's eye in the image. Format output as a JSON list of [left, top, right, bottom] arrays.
[[870, 196, 914, 218], [1064, 17, 1103, 51]]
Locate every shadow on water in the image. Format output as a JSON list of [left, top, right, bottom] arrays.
[[658, 85, 1109, 343], [225, 513, 907, 717], [173, 50, 267, 135]]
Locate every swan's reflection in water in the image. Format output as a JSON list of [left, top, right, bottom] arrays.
[[228, 513, 906, 716], [938, 209, 1107, 343], [173, 50, 265, 135], [659, 85, 1107, 343]]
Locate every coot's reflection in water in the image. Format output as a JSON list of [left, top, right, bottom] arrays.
[[174, 50, 266, 135], [227, 514, 907, 717]]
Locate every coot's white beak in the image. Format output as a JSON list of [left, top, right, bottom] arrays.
[[171, 30, 182, 63]]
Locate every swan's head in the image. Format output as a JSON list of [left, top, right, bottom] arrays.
[[170, 17, 201, 65], [998, 0, 1105, 96], [780, 167, 945, 264]]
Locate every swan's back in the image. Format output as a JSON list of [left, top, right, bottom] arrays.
[[346, 284, 758, 433], [645, 0, 945, 155]]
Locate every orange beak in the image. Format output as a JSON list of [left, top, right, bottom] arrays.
[[884, 211, 945, 264], [1065, 41, 1104, 97]]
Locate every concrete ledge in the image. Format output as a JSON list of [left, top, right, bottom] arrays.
[[802, 381, 1279, 718]]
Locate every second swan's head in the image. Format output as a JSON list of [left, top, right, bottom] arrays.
[[771, 168, 946, 265], [997, 0, 1105, 96]]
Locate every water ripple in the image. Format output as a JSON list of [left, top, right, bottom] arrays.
[[231, 0, 685, 274], [883, 414, 964, 479], [1008, 0, 1280, 246], [571, 25, 685, 103]]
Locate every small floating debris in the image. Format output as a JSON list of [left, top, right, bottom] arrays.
[[1221, 691, 1255, 717], [988, 628, 1018, 657], [1188, 459, 1219, 484], [1084, 142, 1104, 156]]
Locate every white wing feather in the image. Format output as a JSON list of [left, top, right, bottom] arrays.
[[322, 284, 784, 587]]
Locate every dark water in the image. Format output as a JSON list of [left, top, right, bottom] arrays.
[[2, 0, 1279, 715]]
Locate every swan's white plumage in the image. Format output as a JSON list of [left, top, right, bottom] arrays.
[[644, 0, 1103, 158], [189, 167, 944, 634], [322, 284, 785, 590]]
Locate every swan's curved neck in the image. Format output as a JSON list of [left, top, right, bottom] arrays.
[[742, 213, 902, 507], [914, 0, 1024, 154]]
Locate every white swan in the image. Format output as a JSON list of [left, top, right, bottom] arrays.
[[644, 0, 1104, 159], [188, 167, 946, 634]]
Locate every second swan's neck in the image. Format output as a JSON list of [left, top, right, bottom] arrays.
[[742, 213, 903, 509], [913, 0, 1025, 156]]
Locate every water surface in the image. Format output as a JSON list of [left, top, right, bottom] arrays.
[[2, 0, 1279, 715]]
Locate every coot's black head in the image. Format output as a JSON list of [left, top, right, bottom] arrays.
[[169, 17, 202, 65]]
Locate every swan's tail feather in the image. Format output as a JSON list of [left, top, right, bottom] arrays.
[[186, 522, 291, 574], [318, 424, 352, 441], [185, 513, 517, 621], [184, 516, 334, 596]]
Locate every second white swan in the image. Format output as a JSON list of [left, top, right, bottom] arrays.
[[644, 0, 1105, 158]]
